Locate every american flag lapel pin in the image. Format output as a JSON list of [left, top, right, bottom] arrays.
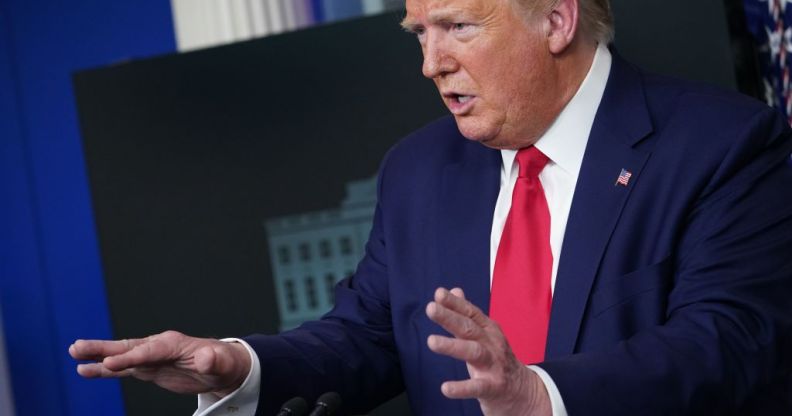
[[615, 168, 632, 187]]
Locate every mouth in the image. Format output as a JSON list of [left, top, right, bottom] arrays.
[[443, 92, 476, 115], [456, 95, 473, 103]]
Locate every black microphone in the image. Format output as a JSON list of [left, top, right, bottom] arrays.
[[276, 396, 309, 416], [307, 392, 342, 416]]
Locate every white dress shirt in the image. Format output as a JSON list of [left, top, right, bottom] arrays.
[[195, 44, 612, 416]]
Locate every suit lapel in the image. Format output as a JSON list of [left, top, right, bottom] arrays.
[[545, 54, 654, 358]]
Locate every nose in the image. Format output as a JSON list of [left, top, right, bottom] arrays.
[[421, 33, 457, 79]]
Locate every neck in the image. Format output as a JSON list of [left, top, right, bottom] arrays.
[[523, 39, 597, 147], [553, 39, 599, 121]]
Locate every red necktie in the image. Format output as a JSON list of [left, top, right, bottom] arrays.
[[490, 146, 553, 365]]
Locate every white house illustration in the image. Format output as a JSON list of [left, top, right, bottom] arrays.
[[264, 176, 377, 330]]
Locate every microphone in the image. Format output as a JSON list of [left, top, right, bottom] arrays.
[[308, 392, 342, 416], [276, 396, 309, 416]]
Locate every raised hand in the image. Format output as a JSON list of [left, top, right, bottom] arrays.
[[68, 330, 251, 396], [426, 287, 551, 416]]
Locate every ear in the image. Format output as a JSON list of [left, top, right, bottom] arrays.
[[544, 0, 579, 54]]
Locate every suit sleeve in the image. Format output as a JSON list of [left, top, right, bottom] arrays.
[[539, 108, 792, 415], [243, 152, 405, 416]]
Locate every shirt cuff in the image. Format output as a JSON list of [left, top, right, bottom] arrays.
[[193, 338, 261, 416], [528, 365, 568, 416]]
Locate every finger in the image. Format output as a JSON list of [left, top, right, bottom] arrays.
[[449, 287, 466, 300], [69, 338, 145, 360], [441, 378, 494, 400], [434, 288, 490, 327], [77, 362, 133, 379], [426, 300, 484, 340], [102, 338, 175, 371], [427, 334, 491, 367]]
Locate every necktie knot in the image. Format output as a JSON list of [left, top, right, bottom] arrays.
[[516, 146, 549, 178]]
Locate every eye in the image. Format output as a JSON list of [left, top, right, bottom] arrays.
[[452, 22, 469, 31], [412, 26, 426, 40]]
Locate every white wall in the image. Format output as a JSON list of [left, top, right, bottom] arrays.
[[170, 0, 401, 52]]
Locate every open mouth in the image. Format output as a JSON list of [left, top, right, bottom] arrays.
[[449, 94, 473, 104], [445, 93, 476, 114]]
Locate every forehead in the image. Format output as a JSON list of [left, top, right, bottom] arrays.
[[402, 0, 506, 27]]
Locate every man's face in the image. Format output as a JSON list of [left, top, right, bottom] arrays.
[[403, 0, 562, 149]]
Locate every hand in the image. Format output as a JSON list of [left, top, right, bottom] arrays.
[[68, 330, 251, 397], [426, 288, 552, 416]]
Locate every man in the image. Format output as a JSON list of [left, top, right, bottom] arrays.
[[70, 0, 792, 414]]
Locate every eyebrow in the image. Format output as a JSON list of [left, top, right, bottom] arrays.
[[401, 8, 475, 32], [400, 17, 419, 32]]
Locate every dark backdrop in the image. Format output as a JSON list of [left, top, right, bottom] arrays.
[[76, 11, 442, 416], [74, 2, 758, 415]]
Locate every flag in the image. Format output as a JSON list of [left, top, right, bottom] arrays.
[[744, 0, 792, 124], [616, 169, 632, 187]]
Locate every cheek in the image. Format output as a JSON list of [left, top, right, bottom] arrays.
[[471, 57, 535, 110], [489, 77, 526, 121], [504, 60, 546, 108]]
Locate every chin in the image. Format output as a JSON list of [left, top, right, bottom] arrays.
[[456, 121, 513, 149], [455, 118, 496, 143]]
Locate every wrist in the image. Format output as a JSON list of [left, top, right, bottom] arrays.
[[524, 368, 552, 416], [215, 341, 252, 397]]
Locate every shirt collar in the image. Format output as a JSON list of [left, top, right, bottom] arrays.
[[501, 44, 612, 179]]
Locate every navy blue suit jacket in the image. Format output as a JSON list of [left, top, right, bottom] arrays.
[[246, 55, 792, 415]]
